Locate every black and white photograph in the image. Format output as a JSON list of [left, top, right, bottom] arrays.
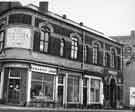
[[0, 0, 134, 112]]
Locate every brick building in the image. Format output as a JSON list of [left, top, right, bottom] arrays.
[[111, 30, 135, 108], [0, 2, 123, 109]]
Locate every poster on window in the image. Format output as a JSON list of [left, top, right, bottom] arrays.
[[129, 87, 135, 106], [6, 27, 31, 49]]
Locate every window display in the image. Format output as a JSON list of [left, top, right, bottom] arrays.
[[31, 72, 54, 101], [67, 75, 79, 103], [90, 79, 100, 103]]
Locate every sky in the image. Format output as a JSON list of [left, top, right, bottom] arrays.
[[3, 0, 135, 36]]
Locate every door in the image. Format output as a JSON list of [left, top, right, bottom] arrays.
[[58, 86, 63, 106], [110, 79, 116, 108], [7, 68, 21, 104], [83, 78, 87, 107], [8, 79, 21, 104], [83, 87, 87, 107]]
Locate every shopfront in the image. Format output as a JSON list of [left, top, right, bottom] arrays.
[[1, 63, 29, 105]]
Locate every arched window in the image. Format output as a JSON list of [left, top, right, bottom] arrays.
[[40, 26, 50, 53], [110, 48, 116, 68], [93, 42, 101, 64], [0, 31, 4, 53], [71, 37, 78, 59], [93, 44, 98, 64], [84, 45, 87, 62], [124, 46, 132, 58], [60, 39, 65, 56]]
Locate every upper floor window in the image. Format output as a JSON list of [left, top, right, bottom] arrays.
[[0, 31, 4, 53], [8, 14, 32, 25], [93, 42, 101, 64], [110, 49, 116, 68], [71, 37, 78, 59], [40, 28, 49, 53], [93, 44, 98, 64], [84, 45, 87, 62], [124, 46, 132, 58], [60, 39, 65, 56]]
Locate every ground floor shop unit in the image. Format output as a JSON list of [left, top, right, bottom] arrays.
[[0, 62, 123, 109]]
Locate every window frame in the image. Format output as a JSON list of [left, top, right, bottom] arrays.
[[90, 78, 100, 103], [60, 39, 65, 56], [0, 31, 4, 53], [40, 27, 50, 53], [67, 75, 80, 103], [31, 72, 55, 101], [71, 37, 78, 59]]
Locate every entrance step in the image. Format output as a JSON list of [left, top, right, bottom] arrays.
[[0, 105, 132, 112]]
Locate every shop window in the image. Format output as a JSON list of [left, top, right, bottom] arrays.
[[90, 79, 100, 103], [71, 37, 78, 59], [67, 75, 79, 103], [0, 31, 4, 53], [31, 72, 54, 101], [60, 39, 65, 56]]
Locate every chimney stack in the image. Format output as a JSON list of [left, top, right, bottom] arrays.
[[39, 1, 48, 12]]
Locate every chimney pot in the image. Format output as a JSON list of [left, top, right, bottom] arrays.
[[62, 14, 67, 19], [80, 22, 83, 26]]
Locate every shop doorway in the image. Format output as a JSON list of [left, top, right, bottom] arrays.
[[83, 87, 87, 107], [110, 79, 117, 108], [83, 78, 87, 107], [7, 68, 21, 104], [57, 75, 64, 107], [58, 86, 63, 106]]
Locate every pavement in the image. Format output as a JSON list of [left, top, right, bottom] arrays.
[[0, 104, 133, 112]]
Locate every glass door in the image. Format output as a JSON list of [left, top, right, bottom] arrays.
[[7, 68, 21, 104]]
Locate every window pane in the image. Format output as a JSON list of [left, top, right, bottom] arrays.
[[0, 32, 4, 42], [67, 78, 73, 102], [44, 43, 48, 52], [40, 41, 44, 52], [45, 33, 49, 41], [31, 81, 42, 97], [40, 31, 44, 41], [0, 43, 3, 52], [95, 89, 100, 102], [32, 72, 43, 81]]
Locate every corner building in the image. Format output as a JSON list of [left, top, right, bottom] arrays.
[[0, 2, 123, 109]]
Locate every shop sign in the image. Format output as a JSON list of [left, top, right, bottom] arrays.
[[108, 70, 117, 75], [5, 27, 31, 49], [84, 64, 104, 73], [130, 87, 135, 106], [31, 64, 56, 75]]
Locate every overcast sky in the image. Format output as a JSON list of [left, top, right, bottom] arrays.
[[4, 0, 135, 36]]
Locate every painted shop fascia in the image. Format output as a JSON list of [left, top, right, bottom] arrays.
[[0, 2, 123, 109]]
